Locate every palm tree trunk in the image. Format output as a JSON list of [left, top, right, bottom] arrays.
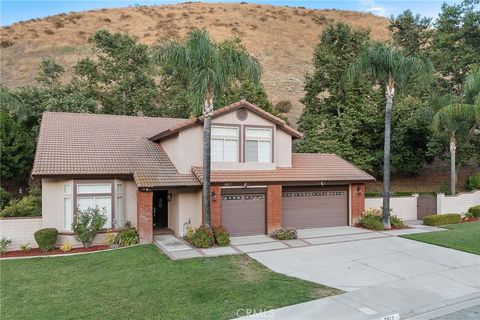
[[202, 98, 214, 228], [450, 137, 456, 195], [382, 85, 394, 229]]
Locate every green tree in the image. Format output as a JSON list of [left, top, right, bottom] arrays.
[[347, 42, 433, 228], [153, 29, 261, 228], [74, 30, 157, 116], [34, 59, 65, 87], [388, 10, 432, 55]]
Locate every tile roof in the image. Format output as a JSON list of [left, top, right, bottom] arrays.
[[192, 153, 375, 183], [149, 99, 303, 141], [32, 112, 200, 188]]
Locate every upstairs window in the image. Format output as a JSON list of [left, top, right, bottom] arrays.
[[211, 126, 239, 162], [245, 127, 272, 163]]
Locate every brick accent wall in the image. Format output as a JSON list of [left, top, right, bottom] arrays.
[[266, 184, 282, 234], [210, 186, 221, 227], [137, 190, 153, 243], [351, 184, 365, 225]]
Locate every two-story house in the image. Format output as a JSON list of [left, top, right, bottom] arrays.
[[32, 100, 374, 245]]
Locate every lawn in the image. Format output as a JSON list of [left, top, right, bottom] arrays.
[[402, 222, 480, 255], [0, 245, 340, 320]]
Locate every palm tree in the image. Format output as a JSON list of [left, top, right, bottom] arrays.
[[432, 104, 480, 195], [153, 29, 261, 228], [346, 42, 432, 228]]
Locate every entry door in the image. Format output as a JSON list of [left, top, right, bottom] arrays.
[[153, 191, 168, 228]]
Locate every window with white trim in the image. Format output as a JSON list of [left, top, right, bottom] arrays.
[[63, 183, 73, 231], [211, 126, 239, 162], [115, 183, 125, 228], [76, 183, 112, 229], [245, 127, 272, 163]]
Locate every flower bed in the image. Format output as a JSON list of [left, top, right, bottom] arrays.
[[0, 245, 109, 258]]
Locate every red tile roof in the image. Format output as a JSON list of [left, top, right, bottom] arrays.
[[192, 153, 375, 183], [149, 99, 303, 141], [32, 112, 200, 188]]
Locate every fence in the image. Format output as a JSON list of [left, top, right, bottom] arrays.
[[0, 217, 42, 250], [437, 190, 480, 214], [365, 195, 418, 221]]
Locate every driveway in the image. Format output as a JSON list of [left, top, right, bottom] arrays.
[[240, 227, 480, 320]]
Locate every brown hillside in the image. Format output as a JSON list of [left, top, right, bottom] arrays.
[[0, 3, 389, 124]]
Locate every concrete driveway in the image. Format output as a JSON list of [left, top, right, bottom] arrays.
[[241, 227, 480, 320]]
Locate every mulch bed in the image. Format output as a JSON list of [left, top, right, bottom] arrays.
[[462, 217, 479, 223], [1, 245, 109, 258]]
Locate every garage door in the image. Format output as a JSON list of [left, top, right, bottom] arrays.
[[282, 187, 348, 229], [222, 193, 265, 236]]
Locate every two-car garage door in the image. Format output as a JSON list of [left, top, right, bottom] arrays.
[[282, 187, 348, 229], [221, 186, 349, 236]]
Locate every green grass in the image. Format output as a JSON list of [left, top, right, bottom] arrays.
[[0, 245, 340, 320], [402, 222, 480, 255]]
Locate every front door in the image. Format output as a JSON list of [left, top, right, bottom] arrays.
[[153, 191, 168, 229]]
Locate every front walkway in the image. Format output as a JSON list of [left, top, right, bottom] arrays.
[[154, 224, 443, 260]]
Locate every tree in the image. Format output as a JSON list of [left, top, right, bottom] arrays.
[[74, 30, 157, 116], [432, 104, 480, 194], [346, 42, 433, 228], [35, 59, 65, 87], [388, 10, 432, 55], [153, 29, 261, 228]]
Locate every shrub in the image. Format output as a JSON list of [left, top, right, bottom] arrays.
[[271, 227, 297, 240], [105, 230, 117, 247], [363, 208, 382, 216], [213, 226, 230, 246], [190, 226, 214, 248], [274, 100, 292, 113], [423, 214, 461, 226], [466, 172, 480, 190], [0, 187, 11, 209], [0, 237, 12, 254], [359, 213, 384, 230], [183, 225, 194, 241], [72, 207, 107, 248], [115, 228, 139, 247], [34, 228, 58, 252], [20, 243, 30, 252], [390, 215, 406, 229], [60, 241, 72, 252], [468, 205, 480, 218], [0, 195, 41, 217]]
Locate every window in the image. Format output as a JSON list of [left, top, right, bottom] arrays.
[[245, 127, 272, 163], [64, 183, 73, 231], [115, 183, 125, 228], [211, 126, 239, 162], [76, 183, 112, 229]]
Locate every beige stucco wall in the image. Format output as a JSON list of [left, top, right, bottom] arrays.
[[168, 189, 202, 236], [42, 178, 137, 232], [0, 217, 43, 251], [160, 108, 294, 172]]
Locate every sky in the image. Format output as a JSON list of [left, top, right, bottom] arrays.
[[0, 0, 463, 26]]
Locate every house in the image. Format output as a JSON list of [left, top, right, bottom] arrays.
[[32, 100, 374, 245]]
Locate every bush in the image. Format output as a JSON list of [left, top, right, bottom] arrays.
[[271, 227, 297, 240], [466, 172, 480, 190], [213, 226, 230, 246], [20, 243, 30, 252], [60, 241, 72, 252], [72, 207, 107, 248], [0, 237, 12, 254], [190, 226, 214, 248], [359, 213, 384, 230], [0, 187, 11, 209], [34, 228, 58, 252], [423, 214, 461, 226], [0, 195, 41, 217], [274, 100, 292, 113], [115, 228, 139, 247], [390, 215, 406, 229], [468, 205, 480, 218]]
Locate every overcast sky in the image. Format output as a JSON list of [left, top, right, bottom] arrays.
[[1, 0, 463, 26]]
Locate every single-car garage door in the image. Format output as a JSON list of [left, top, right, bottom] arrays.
[[282, 187, 348, 229], [222, 192, 265, 236]]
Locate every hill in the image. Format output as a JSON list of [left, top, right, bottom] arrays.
[[0, 2, 390, 124]]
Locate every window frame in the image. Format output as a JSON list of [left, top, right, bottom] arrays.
[[73, 179, 115, 230], [243, 125, 274, 163], [210, 124, 241, 163]]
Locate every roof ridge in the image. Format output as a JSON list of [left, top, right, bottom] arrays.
[[43, 111, 188, 121]]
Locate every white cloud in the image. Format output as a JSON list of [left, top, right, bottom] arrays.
[[360, 0, 387, 17]]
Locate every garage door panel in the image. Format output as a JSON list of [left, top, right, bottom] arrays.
[[222, 193, 265, 236], [282, 188, 348, 229]]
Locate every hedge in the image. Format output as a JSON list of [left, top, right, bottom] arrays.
[[423, 214, 461, 226], [468, 205, 480, 217], [34, 228, 58, 252]]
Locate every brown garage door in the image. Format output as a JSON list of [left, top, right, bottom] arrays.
[[221, 192, 265, 236], [282, 187, 348, 229]]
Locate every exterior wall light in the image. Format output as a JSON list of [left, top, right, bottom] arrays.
[[211, 191, 217, 202], [167, 192, 173, 201]]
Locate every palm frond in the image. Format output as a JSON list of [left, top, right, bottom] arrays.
[[463, 68, 480, 105], [432, 103, 479, 135]]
